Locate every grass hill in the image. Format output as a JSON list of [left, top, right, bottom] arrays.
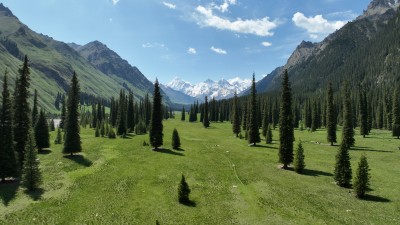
[[0, 114, 398, 224], [0, 3, 171, 112]]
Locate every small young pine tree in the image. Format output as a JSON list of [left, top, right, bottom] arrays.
[[266, 124, 273, 144], [55, 128, 62, 144], [293, 141, 305, 173], [34, 110, 50, 151], [178, 174, 191, 204], [353, 154, 370, 198], [334, 143, 352, 188], [22, 128, 42, 191], [171, 128, 181, 150]]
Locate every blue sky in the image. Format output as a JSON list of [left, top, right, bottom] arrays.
[[2, 0, 371, 84]]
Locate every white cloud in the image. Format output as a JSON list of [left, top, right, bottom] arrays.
[[188, 47, 197, 54], [111, 0, 120, 5], [292, 12, 347, 38], [210, 46, 227, 55], [163, 2, 176, 9], [213, 0, 236, 13], [195, 5, 278, 37], [142, 42, 168, 50], [261, 41, 272, 47]]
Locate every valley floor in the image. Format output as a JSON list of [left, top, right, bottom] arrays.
[[1, 114, 399, 224]]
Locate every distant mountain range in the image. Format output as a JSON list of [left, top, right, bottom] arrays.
[[249, 0, 400, 95], [166, 77, 252, 100]]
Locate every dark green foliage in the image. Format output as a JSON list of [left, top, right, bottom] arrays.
[[54, 128, 62, 144], [32, 89, 38, 126], [261, 105, 268, 137], [232, 91, 241, 137], [135, 120, 147, 135], [334, 143, 352, 188], [171, 128, 181, 150], [127, 92, 135, 132], [0, 73, 19, 180], [178, 174, 191, 204], [203, 96, 210, 128], [100, 120, 105, 137], [353, 154, 370, 198], [248, 74, 260, 146], [326, 82, 337, 146], [311, 101, 318, 132], [59, 97, 66, 130], [22, 128, 42, 191], [14, 55, 32, 167], [392, 87, 400, 138], [108, 126, 116, 139], [34, 110, 50, 151], [266, 124, 273, 144], [359, 89, 369, 138], [49, 119, 55, 131], [278, 70, 294, 169], [341, 82, 355, 149], [116, 90, 127, 137], [95, 121, 100, 137], [149, 79, 163, 149], [293, 141, 305, 173], [181, 106, 185, 121], [63, 72, 82, 155]]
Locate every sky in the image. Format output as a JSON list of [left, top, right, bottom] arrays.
[[1, 0, 371, 84]]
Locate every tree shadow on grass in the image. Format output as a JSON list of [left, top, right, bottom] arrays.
[[38, 149, 52, 154], [180, 200, 196, 207], [25, 188, 44, 201], [302, 168, 333, 177], [0, 180, 19, 206], [173, 148, 185, 152], [153, 148, 184, 156], [250, 145, 278, 149], [362, 194, 390, 203], [63, 154, 93, 167], [351, 146, 393, 153]]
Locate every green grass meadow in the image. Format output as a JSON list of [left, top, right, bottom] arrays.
[[1, 113, 399, 224]]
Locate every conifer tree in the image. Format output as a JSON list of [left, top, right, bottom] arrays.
[[334, 143, 352, 187], [22, 128, 42, 191], [49, 119, 55, 131], [178, 174, 191, 204], [59, 97, 66, 130], [149, 79, 163, 149], [392, 87, 400, 138], [359, 89, 369, 138], [127, 92, 135, 132], [32, 89, 38, 126], [0, 73, 19, 181], [248, 74, 260, 146], [100, 120, 105, 137], [293, 141, 305, 173], [232, 91, 241, 137], [63, 72, 82, 156], [353, 154, 370, 198], [203, 96, 210, 128], [181, 106, 186, 121], [311, 101, 318, 132], [266, 124, 273, 144], [326, 82, 337, 146], [278, 70, 294, 169], [54, 127, 62, 144], [34, 110, 50, 151], [341, 82, 355, 149], [171, 128, 181, 150], [14, 55, 32, 167], [116, 90, 127, 137], [262, 104, 269, 138], [95, 121, 100, 137]]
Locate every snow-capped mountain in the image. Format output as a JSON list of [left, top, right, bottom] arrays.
[[166, 77, 252, 100]]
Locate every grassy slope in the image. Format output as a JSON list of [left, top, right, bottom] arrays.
[[0, 114, 399, 224]]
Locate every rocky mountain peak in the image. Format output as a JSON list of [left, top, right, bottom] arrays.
[[0, 3, 16, 18], [286, 41, 317, 68], [359, 0, 400, 20]]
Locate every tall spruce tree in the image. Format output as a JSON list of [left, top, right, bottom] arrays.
[[392, 87, 400, 138], [232, 91, 241, 137], [359, 88, 369, 138], [63, 72, 82, 156], [203, 96, 210, 128], [311, 101, 318, 132], [59, 97, 66, 130], [0, 73, 19, 181], [278, 70, 294, 169], [127, 92, 135, 132], [116, 90, 127, 137], [22, 128, 42, 191], [34, 110, 50, 151], [353, 154, 370, 198], [266, 124, 273, 144], [341, 82, 355, 149], [334, 143, 352, 188], [32, 89, 38, 126], [149, 79, 163, 150], [262, 104, 269, 138], [181, 106, 186, 121], [248, 74, 260, 146], [326, 82, 337, 146], [14, 55, 32, 167]]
